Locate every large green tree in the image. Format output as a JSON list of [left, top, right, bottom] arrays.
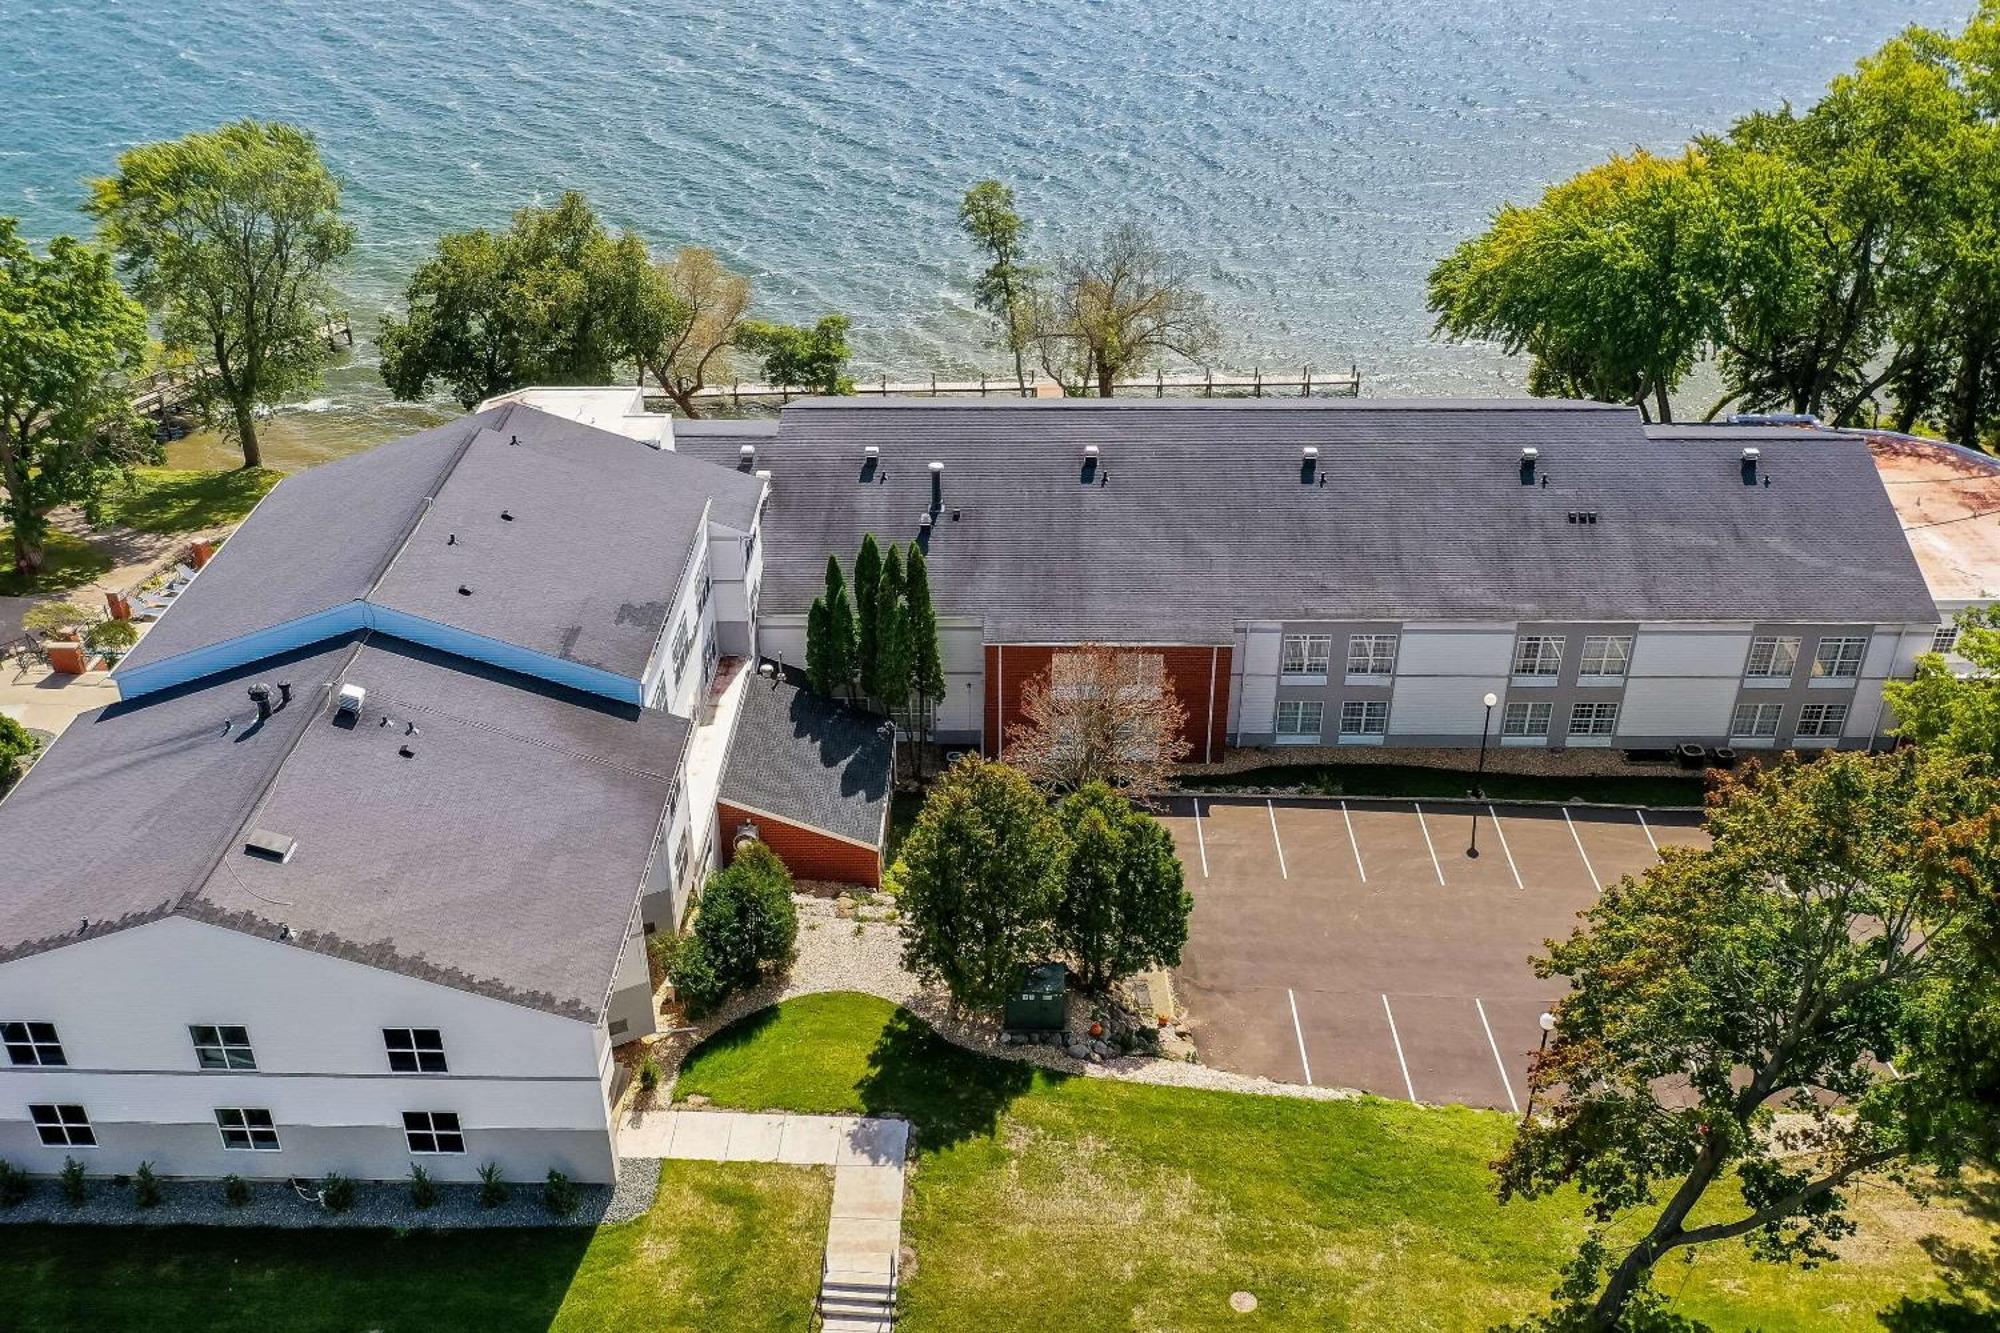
[[1501, 750, 2000, 1330], [0, 220, 151, 577], [852, 533, 883, 694], [807, 554, 857, 700], [869, 541, 911, 711], [1032, 222, 1219, 397], [89, 120, 354, 467], [379, 192, 654, 409], [630, 246, 750, 418], [1053, 783, 1191, 992], [1884, 607, 2000, 763], [903, 544, 946, 735], [737, 314, 852, 395], [959, 180, 1035, 391]]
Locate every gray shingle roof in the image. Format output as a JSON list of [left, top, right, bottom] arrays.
[[0, 633, 687, 1021], [674, 398, 1938, 638], [721, 669, 891, 847]]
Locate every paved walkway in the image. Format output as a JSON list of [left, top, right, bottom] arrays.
[[622, 1109, 907, 1331]]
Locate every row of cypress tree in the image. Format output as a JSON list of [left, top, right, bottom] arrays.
[[805, 533, 945, 726]]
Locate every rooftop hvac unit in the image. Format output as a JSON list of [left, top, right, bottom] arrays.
[[336, 684, 366, 718], [244, 829, 297, 863]]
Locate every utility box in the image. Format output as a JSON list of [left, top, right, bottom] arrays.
[[1003, 962, 1068, 1032]]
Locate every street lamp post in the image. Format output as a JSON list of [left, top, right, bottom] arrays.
[[1467, 691, 1499, 857], [1520, 1011, 1558, 1129]]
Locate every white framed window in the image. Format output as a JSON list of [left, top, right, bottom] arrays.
[[1730, 702, 1783, 738], [30, 1104, 94, 1148], [1280, 634, 1332, 677], [189, 1024, 256, 1071], [1796, 703, 1848, 737], [2, 1021, 66, 1067], [1339, 700, 1389, 736], [1512, 636, 1564, 676], [670, 617, 694, 681], [1578, 635, 1633, 678], [695, 561, 712, 614], [1745, 636, 1800, 678], [1931, 625, 1960, 654], [1345, 634, 1399, 677], [1502, 701, 1552, 737], [216, 1108, 281, 1151], [403, 1110, 465, 1155], [1568, 702, 1619, 737], [383, 1028, 447, 1074], [1812, 636, 1866, 679], [1274, 700, 1323, 740]]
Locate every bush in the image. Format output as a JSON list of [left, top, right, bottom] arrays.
[[222, 1174, 250, 1207], [133, 1161, 163, 1209], [543, 1168, 579, 1218], [408, 1162, 438, 1210], [58, 1157, 86, 1207], [666, 932, 727, 1016], [85, 617, 140, 656], [477, 1162, 508, 1209], [646, 929, 677, 986], [319, 1172, 355, 1214], [667, 840, 797, 1016], [638, 1054, 663, 1093], [0, 1160, 29, 1208], [22, 601, 97, 639]]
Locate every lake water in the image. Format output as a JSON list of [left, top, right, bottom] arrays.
[[2, 0, 1970, 465]]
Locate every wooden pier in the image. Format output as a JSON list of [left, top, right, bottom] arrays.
[[127, 313, 354, 417], [688, 363, 1362, 406]]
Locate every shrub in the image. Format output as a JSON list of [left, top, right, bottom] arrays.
[[22, 601, 97, 639], [543, 1168, 580, 1218], [319, 1172, 355, 1214], [646, 929, 677, 986], [666, 931, 727, 1016], [85, 617, 140, 656], [133, 1161, 163, 1209], [668, 841, 798, 1016], [0, 1160, 29, 1208], [222, 1174, 250, 1207], [0, 715, 36, 782], [477, 1162, 508, 1209], [58, 1156, 86, 1207], [408, 1162, 438, 1210], [638, 1054, 663, 1093]]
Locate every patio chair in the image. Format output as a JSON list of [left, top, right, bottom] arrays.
[[129, 591, 173, 618], [172, 563, 199, 586]]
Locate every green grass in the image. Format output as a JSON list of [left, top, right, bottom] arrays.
[[0, 1160, 828, 1332], [678, 993, 1996, 1332], [1179, 760, 1706, 808], [94, 466, 281, 534], [0, 528, 116, 597]]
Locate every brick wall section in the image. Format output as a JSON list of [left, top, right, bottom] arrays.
[[983, 643, 1232, 764], [716, 801, 882, 888]]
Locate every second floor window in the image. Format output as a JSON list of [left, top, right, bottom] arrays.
[[1932, 625, 1960, 654], [1578, 635, 1632, 677], [1346, 634, 1398, 676], [1812, 636, 1866, 679], [384, 1028, 447, 1074], [1280, 634, 1332, 676], [1746, 636, 1800, 678], [189, 1025, 256, 1070], [1512, 636, 1564, 676], [670, 618, 694, 681], [2, 1021, 65, 1067]]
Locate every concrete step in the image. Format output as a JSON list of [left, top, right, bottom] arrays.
[[820, 1318, 893, 1333]]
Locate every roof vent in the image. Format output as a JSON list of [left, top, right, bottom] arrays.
[[864, 445, 880, 458], [398, 744, 417, 759], [457, 584, 473, 597], [919, 512, 933, 529], [278, 682, 293, 707], [739, 443, 757, 462], [1741, 446, 1761, 485], [244, 829, 297, 863], [336, 684, 366, 718], [1300, 445, 1319, 485], [500, 509, 515, 522], [248, 683, 273, 722], [1520, 446, 1539, 485], [929, 459, 945, 475], [1302, 446, 1319, 459], [755, 468, 772, 481], [1084, 444, 1100, 459]]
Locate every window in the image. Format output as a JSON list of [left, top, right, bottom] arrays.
[[1274, 700, 1323, 739], [1578, 635, 1633, 677], [1346, 634, 1399, 676], [1280, 634, 1332, 676], [1568, 702, 1619, 737], [403, 1111, 465, 1155], [1502, 701, 1552, 737], [1340, 700, 1389, 736], [1512, 636, 1564, 676], [673, 826, 692, 886], [383, 1028, 447, 1074], [670, 617, 694, 681], [1932, 625, 1960, 654], [1797, 703, 1848, 737], [29, 1104, 94, 1148], [1745, 636, 1800, 678], [1812, 636, 1866, 679], [2, 1021, 65, 1067], [189, 1024, 256, 1070], [215, 1108, 281, 1151], [1730, 702, 1783, 738], [695, 561, 712, 614]]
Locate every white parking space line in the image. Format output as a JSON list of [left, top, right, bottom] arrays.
[[1288, 989, 1313, 1086], [1412, 802, 1446, 886], [1635, 808, 1661, 855], [1192, 799, 1209, 879], [1488, 804, 1525, 890], [1562, 807, 1601, 890], [1474, 998, 1520, 1114], [1266, 800, 1289, 879], [1340, 800, 1367, 883], [1381, 994, 1416, 1102]]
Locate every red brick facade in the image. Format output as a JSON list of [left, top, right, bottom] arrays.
[[982, 643, 1232, 764], [717, 801, 883, 889]]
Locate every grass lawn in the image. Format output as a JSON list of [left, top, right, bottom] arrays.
[[95, 466, 282, 534], [0, 1160, 828, 1333], [0, 528, 116, 598], [677, 993, 1997, 1332], [1178, 760, 1706, 808]]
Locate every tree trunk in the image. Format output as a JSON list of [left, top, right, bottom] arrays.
[[232, 396, 262, 469], [1947, 326, 1990, 450], [1653, 379, 1674, 426], [1586, 1148, 1723, 1330], [11, 527, 42, 578], [1096, 362, 1115, 398]]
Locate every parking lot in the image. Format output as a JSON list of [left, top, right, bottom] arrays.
[[1162, 796, 1709, 1109]]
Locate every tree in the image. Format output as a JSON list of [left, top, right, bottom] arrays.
[[0, 713, 36, 794], [630, 246, 750, 418], [1500, 750, 2000, 1330], [89, 120, 354, 467], [1053, 783, 1191, 992], [378, 192, 654, 409], [1884, 606, 2000, 763], [816, 555, 858, 700], [0, 219, 150, 577], [738, 314, 852, 395], [1005, 644, 1192, 797], [805, 596, 834, 696], [1032, 223, 1219, 397], [959, 180, 1035, 391], [903, 544, 946, 738], [852, 533, 882, 693], [869, 542, 911, 711], [666, 839, 797, 1016], [891, 756, 1063, 1011]]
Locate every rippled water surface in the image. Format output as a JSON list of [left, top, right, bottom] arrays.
[[2, 0, 1969, 459]]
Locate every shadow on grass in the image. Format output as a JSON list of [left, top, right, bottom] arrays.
[[0, 529, 115, 597], [857, 1007, 1049, 1153], [98, 467, 279, 535], [1880, 1178, 2000, 1331]]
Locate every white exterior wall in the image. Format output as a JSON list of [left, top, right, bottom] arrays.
[[1384, 624, 1512, 738], [642, 514, 718, 717], [0, 918, 616, 1182], [933, 620, 986, 742]]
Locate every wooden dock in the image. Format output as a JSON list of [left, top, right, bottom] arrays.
[[687, 363, 1362, 405], [128, 313, 354, 417]]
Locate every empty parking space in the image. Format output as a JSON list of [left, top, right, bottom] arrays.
[[1171, 796, 1693, 1108]]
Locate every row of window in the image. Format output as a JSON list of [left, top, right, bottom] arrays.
[[1276, 699, 1389, 738], [1277, 632, 1874, 683], [4, 1023, 448, 1075], [28, 1103, 465, 1156], [1278, 697, 1852, 743], [1500, 701, 1620, 738], [1281, 633, 1399, 677], [1744, 635, 1865, 679], [1731, 701, 1848, 739]]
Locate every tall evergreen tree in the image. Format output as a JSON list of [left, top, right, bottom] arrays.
[[820, 555, 857, 699], [805, 596, 833, 696], [853, 533, 883, 693], [872, 543, 912, 711], [903, 545, 946, 734]]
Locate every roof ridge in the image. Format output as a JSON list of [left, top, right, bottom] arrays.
[[361, 682, 684, 785], [359, 409, 504, 603]]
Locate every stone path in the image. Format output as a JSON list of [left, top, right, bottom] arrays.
[[622, 1109, 907, 1331]]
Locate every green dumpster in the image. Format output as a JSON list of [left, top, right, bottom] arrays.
[[1003, 962, 1068, 1032]]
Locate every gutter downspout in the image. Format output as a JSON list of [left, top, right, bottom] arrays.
[[1205, 646, 1219, 764]]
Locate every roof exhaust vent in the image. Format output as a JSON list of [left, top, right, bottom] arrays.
[[336, 684, 366, 719], [928, 460, 945, 475], [1300, 444, 1319, 485], [919, 512, 934, 529], [1084, 444, 1100, 459], [244, 829, 297, 863], [1302, 446, 1319, 459], [1740, 446, 1761, 485], [248, 683, 273, 722], [277, 681, 293, 708], [1520, 446, 1539, 485], [864, 444, 880, 458], [739, 443, 756, 462]]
